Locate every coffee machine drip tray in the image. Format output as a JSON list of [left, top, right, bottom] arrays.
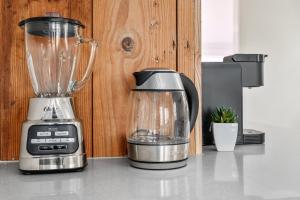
[[243, 129, 265, 144]]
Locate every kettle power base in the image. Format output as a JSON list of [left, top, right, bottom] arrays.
[[129, 159, 187, 170]]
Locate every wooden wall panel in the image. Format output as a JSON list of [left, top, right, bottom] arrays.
[[70, 0, 93, 158], [0, 0, 201, 160], [0, 0, 31, 160], [177, 0, 202, 154], [194, 0, 202, 154], [93, 0, 177, 156], [0, 0, 93, 160]]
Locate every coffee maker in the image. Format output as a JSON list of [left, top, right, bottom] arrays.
[[127, 68, 199, 169], [202, 54, 267, 145], [18, 15, 98, 173]]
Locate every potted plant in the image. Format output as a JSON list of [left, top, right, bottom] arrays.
[[210, 107, 238, 151]]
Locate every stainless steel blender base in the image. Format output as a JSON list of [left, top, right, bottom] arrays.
[[129, 159, 187, 170], [19, 98, 87, 173], [19, 154, 87, 174]]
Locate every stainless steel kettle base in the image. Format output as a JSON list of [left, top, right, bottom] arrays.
[[129, 159, 187, 170], [127, 143, 189, 162]]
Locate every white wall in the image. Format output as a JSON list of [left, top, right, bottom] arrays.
[[239, 0, 300, 130], [202, 0, 239, 61]]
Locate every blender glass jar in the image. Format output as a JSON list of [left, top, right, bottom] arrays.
[[19, 16, 97, 97]]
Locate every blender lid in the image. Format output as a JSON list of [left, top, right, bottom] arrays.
[[18, 16, 85, 28], [18, 16, 84, 37]]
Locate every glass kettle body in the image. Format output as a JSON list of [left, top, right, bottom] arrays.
[[128, 68, 199, 169], [128, 91, 190, 145]]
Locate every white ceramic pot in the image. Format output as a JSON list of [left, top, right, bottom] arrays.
[[212, 123, 238, 151]]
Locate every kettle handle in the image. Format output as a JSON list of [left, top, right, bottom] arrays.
[[180, 73, 199, 132]]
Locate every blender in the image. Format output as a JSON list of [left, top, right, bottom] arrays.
[[18, 15, 98, 173]]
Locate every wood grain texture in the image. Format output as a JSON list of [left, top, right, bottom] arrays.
[[193, 0, 202, 154], [0, 0, 201, 160], [0, 0, 32, 160], [93, 0, 177, 156], [0, 0, 93, 160], [177, 0, 202, 154], [69, 0, 93, 158]]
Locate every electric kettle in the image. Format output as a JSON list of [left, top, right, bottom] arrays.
[[127, 68, 199, 169]]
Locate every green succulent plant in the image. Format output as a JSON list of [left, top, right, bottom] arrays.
[[210, 106, 238, 123]]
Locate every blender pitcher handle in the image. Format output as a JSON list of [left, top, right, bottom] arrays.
[[71, 38, 98, 91]]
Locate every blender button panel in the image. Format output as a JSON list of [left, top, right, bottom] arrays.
[[31, 139, 46, 144], [45, 138, 61, 143], [53, 145, 67, 150], [60, 138, 75, 143], [37, 131, 51, 137], [55, 131, 69, 136], [39, 146, 53, 150]]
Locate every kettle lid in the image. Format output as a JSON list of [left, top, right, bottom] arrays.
[[133, 68, 184, 91]]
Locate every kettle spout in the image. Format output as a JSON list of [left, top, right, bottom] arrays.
[[133, 71, 155, 86]]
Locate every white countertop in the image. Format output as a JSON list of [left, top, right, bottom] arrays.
[[1, 125, 299, 200]]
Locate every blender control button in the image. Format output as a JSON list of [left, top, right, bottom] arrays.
[[37, 131, 51, 137], [45, 138, 61, 143], [31, 139, 46, 144], [60, 138, 75, 143], [39, 146, 52, 150], [53, 145, 67, 150], [55, 131, 69, 136]]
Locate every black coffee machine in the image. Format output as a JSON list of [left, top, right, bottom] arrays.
[[202, 54, 267, 145]]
